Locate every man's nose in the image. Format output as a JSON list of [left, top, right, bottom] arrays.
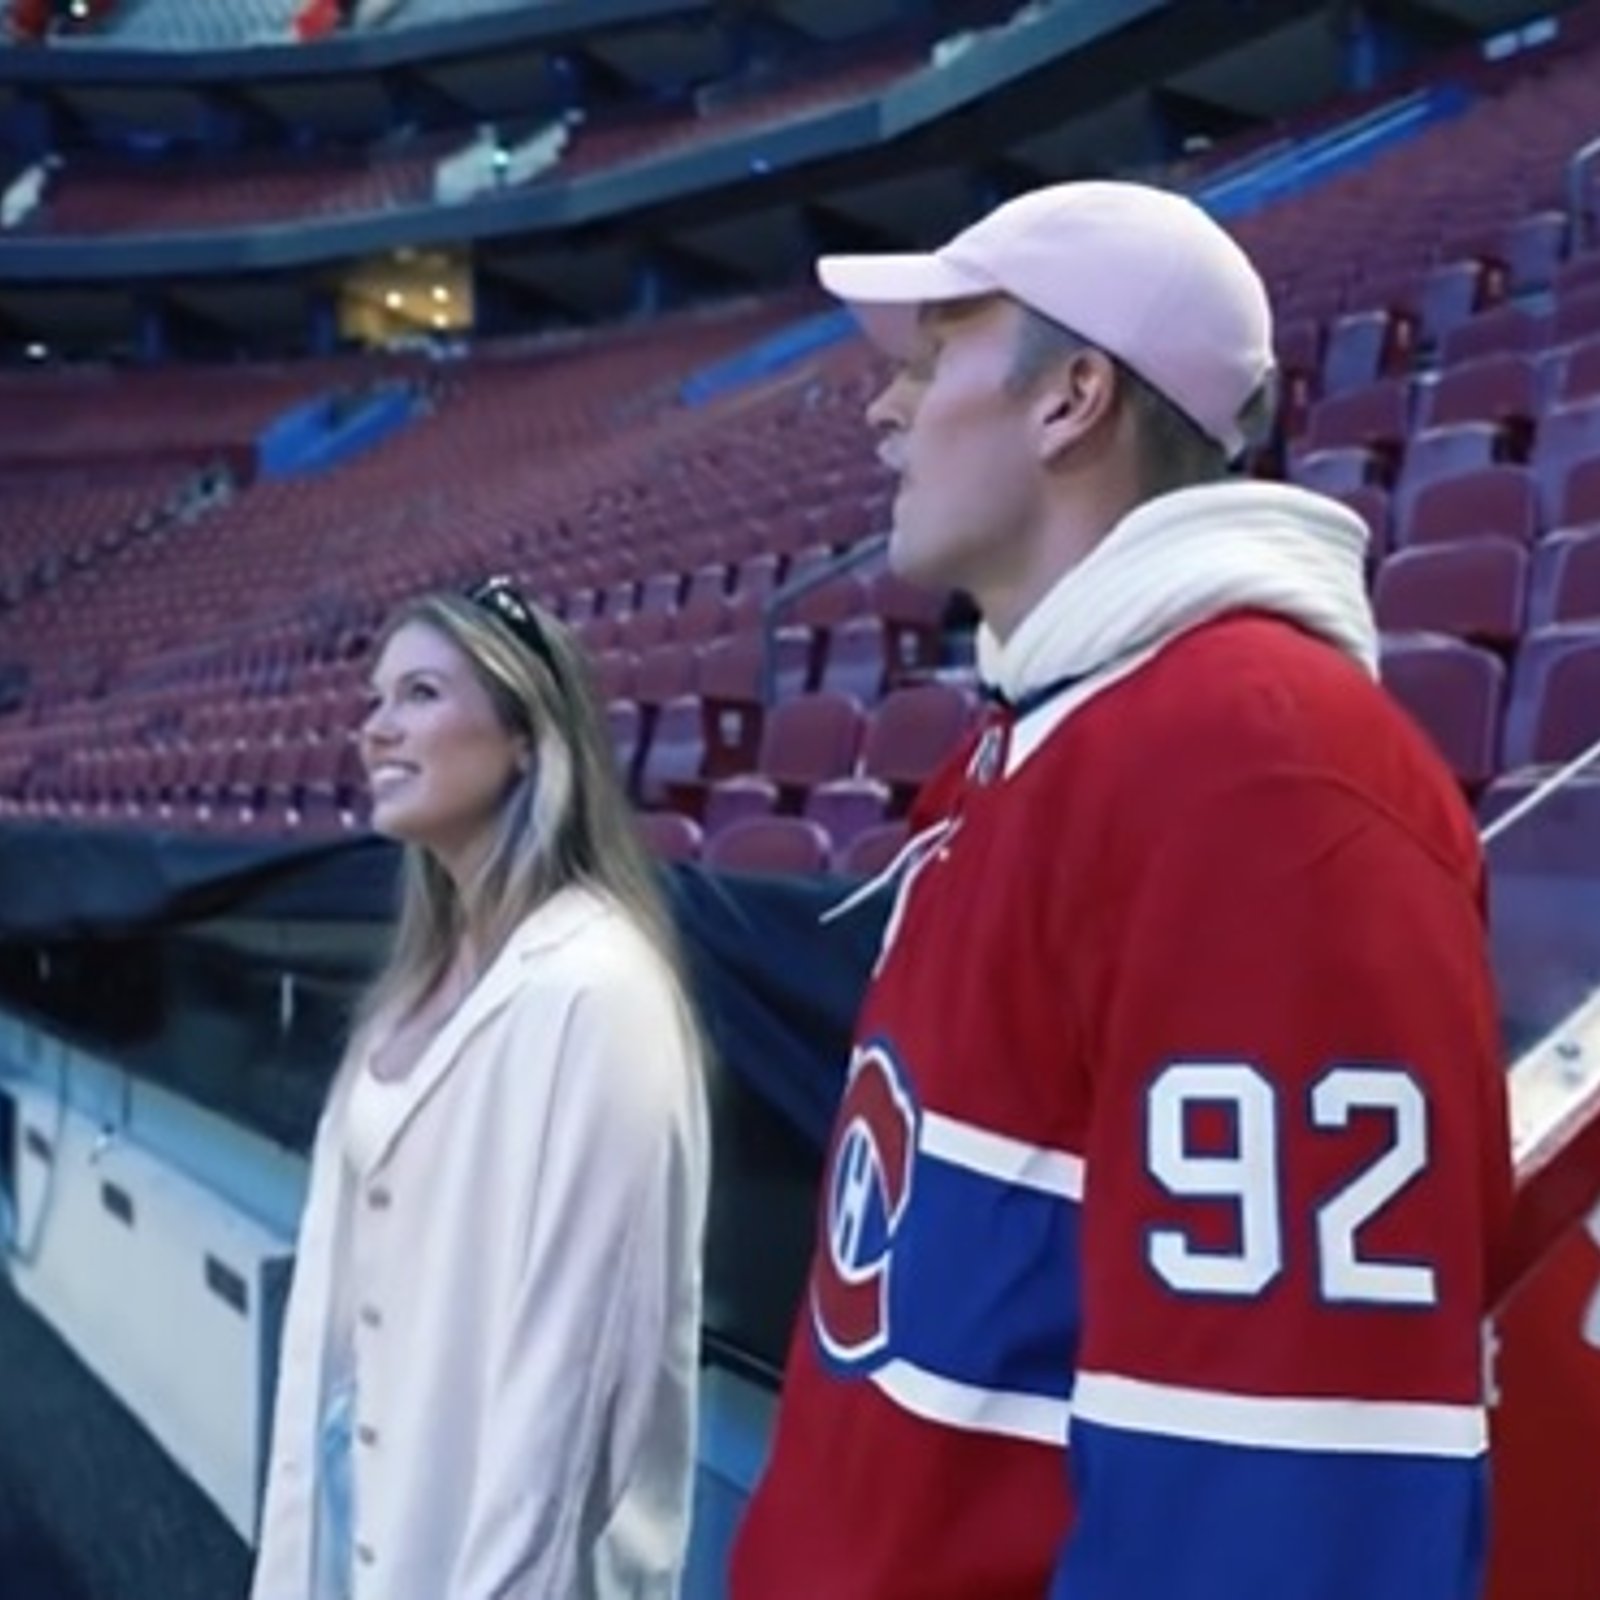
[[865, 371, 913, 432]]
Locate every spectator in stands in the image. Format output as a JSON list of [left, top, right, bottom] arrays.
[[251, 578, 708, 1600], [5, 0, 51, 43], [732, 181, 1511, 1600]]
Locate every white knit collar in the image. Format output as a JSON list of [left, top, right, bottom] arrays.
[[975, 481, 1378, 706]]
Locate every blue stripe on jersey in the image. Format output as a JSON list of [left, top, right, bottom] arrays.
[[889, 1151, 1080, 1401], [1052, 1416, 1488, 1600]]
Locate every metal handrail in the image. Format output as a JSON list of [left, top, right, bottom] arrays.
[[1568, 133, 1600, 254], [1198, 88, 1438, 211], [757, 531, 890, 704], [1481, 731, 1600, 846]]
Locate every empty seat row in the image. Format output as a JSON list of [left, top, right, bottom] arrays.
[[573, 562, 947, 661], [1283, 275, 1600, 405], [1296, 392, 1600, 514], [1301, 338, 1600, 461], [1373, 528, 1600, 644], [615, 682, 978, 823], [593, 608, 946, 716], [1379, 622, 1600, 789], [2, 734, 368, 834], [638, 810, 910, 878], [1314, 430, 1600, 557]]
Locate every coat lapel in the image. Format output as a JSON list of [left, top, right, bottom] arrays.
[[352, 886, 608, 1178]]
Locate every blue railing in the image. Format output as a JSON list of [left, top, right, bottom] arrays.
[[679, 309, 856, 407], [1196, 83, 1472, 223]]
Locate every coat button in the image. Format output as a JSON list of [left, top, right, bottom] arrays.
[[367, 1186, 392, 1211], [357, 1424, 379, 1448], [359, 1304, 382, 1330], [356, 1542, 376, 1566]]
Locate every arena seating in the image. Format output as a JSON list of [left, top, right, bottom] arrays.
[[18, 51, 923, 235], [0, 360, 360, 465], [38, 0, 547, 50], [10, 0, 1039, 237], [554, 50, 923, 185], [352, 0, 565, 28], [3, 223, 1599, 867], [47, 0, 301, 50], [36, 0, 1017, 54], [28, 143, 444, 235], [5, 0, 49, 41], [3, 14, 1600, 875]]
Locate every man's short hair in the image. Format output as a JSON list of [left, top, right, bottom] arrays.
[[1005, 306, 1275, 500]]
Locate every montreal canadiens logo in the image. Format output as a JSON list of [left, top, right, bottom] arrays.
[[810, 1041, 918, 1369]]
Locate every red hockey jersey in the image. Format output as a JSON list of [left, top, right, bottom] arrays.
[[732, 612, 1510, 1600]]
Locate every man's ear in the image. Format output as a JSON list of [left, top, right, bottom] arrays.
[[1034, 348, 1118, 466]]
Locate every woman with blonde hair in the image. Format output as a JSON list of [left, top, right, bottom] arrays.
[[251, 577, 709, 1600]]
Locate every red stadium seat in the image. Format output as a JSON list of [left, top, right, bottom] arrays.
[[804, 776, 891, 855], [816, 615, 889, 703], [632, 642, 698, 709], [1501, 623, 1600, 769], [1397, 423, 1510, 518], [1300, 378, 1410, 459], [1320, 309, 1415, 397], [636, 694, 705, 809], [840, 819, 911, 877], [636, 810, 703, 863], [1416, 355, 1537, 439], [1379, 632, 1506, 790], [859, 683, 977, 805], [1553, 286, 1600, 349], [1401, 466, 1541, 549], [1331, 486, 1393, 565], [1290, 446, 1385, 495], [1528, 527, 1600, 628], [1553, 335, 1600, 405], [1535, 398, 1600, 523], [704, 815, 833, 875], [704, 690, 866, 821], [1417, 258, 1502, 345], [1500, 210, 1569, 296], [1374, 540, 1528, 648], [1441, 305, 1548, 367]]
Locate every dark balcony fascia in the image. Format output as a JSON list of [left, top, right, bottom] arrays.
[[0, 0, 711, 88]]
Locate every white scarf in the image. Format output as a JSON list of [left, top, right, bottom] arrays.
[[825, 481, 1378, 923], [975, 481, 1379, 705]]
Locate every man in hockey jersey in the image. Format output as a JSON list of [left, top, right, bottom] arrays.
[[730, 181, 1511, 1599]]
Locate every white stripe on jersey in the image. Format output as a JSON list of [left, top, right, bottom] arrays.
[[919, 1111, 1086, 1201], [1071, 1371, 1488, 1459], [872, 1359, 1071, 1447]]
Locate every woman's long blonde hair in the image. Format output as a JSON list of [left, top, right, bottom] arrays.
[[353, 588, 691, 1050]]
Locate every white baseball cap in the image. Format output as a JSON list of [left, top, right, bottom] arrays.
[[817, 180, 1274, 458]]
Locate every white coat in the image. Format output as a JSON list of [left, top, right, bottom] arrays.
[[250, 886, 709, 1600]]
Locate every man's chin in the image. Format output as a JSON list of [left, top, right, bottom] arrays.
[[888, 529, 954, 593], [885, 523, 929, 581]]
